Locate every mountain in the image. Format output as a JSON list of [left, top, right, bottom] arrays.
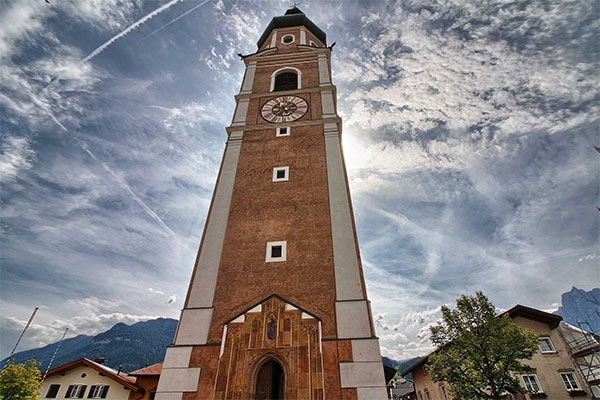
[[382, 356, 400, 369], [382, 356, 422, 380], [396, 357, 422, 375], [555, 286, 600, 332], [2, 318, 177, 373], [2, 334, 93, 370]]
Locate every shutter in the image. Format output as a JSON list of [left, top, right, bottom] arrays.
[[66, 385, 74, 398], [100, 385, 109, 398], [47, 384, 60, 398], [78, 385, 87, 398], [88, 385, 96, 398]]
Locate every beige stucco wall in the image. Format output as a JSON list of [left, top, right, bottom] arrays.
[[513, 316, 591, 399], [412, 317, 591, 400], [412, 365, 449, 400], [39, 364, 131, 400]]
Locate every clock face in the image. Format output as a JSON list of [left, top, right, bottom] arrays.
[[261, 96, 308, 123]]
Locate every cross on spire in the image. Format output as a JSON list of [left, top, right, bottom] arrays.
[[290, 2, 300, 8]]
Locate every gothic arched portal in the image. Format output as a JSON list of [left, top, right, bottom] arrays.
[[213, 296, 323, 399], [254, 359, 285, 400]]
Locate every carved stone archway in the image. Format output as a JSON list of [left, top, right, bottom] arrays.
[[251, 354, 287, 400], [213, 295, 324, 400]]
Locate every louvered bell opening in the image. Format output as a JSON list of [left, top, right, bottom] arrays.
[[274, 72, 297, 91]]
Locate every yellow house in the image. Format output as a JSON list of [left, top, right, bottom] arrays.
[[39, 358, 143, 399], [402, 305, 591, 400]]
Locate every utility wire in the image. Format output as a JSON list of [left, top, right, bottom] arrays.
[[40, 328, 69, 384], [0, 307, 38, 376]]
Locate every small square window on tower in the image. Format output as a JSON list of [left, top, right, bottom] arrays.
[[272, 166, 289, 182], [276, 127, 290, 137], [266, 241, 287, 262]]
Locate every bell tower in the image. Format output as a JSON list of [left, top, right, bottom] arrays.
[[156, 7, 387, 400]]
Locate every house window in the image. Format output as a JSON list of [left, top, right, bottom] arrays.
[[88, 384, 110, 399], [281, 34, 295, 44], [522, 375, 542, 393], [424, 389, 431, 400], [65, 384, 87, 398], [310, 40, 318, 47], [538, 337, 555, 353], [560, 372, 581, 391], [276, 127, 290, 137], [418, 392, 423, 400], [45, 384, 61, 398], [266, 241, 287, 262], [272, 166, 289, 182]]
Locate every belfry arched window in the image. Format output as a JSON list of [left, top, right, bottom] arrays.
[[271, 67, 302, 92], [274, 72, 297, 91]]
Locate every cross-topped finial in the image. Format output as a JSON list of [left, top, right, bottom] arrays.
[[290, 2, 300, 8]]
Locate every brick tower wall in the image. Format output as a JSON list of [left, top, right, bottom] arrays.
[[156, 11, 387, 400]]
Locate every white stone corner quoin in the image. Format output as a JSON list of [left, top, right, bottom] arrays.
[[186, 130, 243, 309], [156, 345, 201, 397], [323, 122, 364, 302]]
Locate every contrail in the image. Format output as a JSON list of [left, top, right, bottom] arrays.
[[42, 0, 209, 92], [74, 138, 176, 236], [145, 0, 211, 39], [80, 0, 182, 64]]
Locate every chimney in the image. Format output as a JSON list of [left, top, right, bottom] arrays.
[[93, 358, 105, 364]]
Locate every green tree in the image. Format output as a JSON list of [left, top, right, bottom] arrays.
[[0, 360, 41, 400], [426, 291, 539, 400]]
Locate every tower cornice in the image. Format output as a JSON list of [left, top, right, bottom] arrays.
[[241, 46, 330, 65], [225, 117, 342, 135], [234, 84, 336, 101]]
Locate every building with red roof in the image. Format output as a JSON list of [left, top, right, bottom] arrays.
[[402, 305, 591, 399]]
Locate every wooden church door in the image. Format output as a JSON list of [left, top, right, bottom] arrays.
[[255, 360, 284, 400]]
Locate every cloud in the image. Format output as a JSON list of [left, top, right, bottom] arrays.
[[0, 0, 109, 133], [145, 0, 212, 39], [148, 288, 178, 305], [0, 136, 35, 181], [375, 306, 442, 360], [0, 0, 597, 364], [0, 297, 160, 355], [58, 0, 144, 31], [199, 0, 263, 71], [79, 0, 183, 64], [1, 312, 158, 351], [335, 0, 599, 360], [578, 254, 597, 262]]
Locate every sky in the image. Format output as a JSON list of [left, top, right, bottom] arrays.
[[0, 0, 598, 361]]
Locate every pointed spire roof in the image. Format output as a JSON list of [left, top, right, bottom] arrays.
[[257, 7, 326, 49], [285, 6, 303, 15]]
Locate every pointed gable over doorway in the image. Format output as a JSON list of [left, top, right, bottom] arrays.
[[214, 295, 324, 399]]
